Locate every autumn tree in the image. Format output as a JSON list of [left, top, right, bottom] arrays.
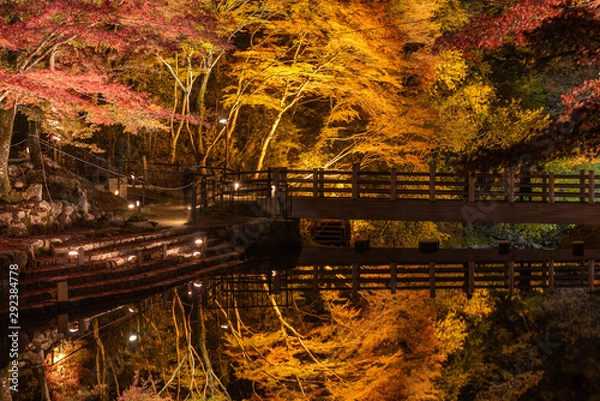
[[0, 0, 220, 198], [216, 0, 439, 173], [434, 0, 600, 170]]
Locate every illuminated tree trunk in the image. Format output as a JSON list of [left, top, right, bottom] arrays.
[[0, 102, 17, 198]]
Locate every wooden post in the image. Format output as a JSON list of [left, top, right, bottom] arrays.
[[507, 260, 515, 298], [429, 164, 435, 201], [312, 265, 320, 294], [589, 259, 595, 292], [549, 173, 555, 204], [352, 163, 360, 200], [390, 262, 397, 294], [162, 243, 168, 260], [201, 177, 207, 210], [77, 246, 84, 266], [580, 169, 586, 203], [468, 261, 475, 296], [589, 170, 595, 205], [137, 250, 143, 267], [541, 174, 547, 203], [390, 168, 397, 200], [507, 169, 515, 203], [352, 263, 360, 298], [312, 168, 319, 199], [468, 172, 475, 202], [57, 281, 69, 303], [319, 168, 325, 198], [548, 260, 555, 292], [191, 183, 197, 224], [429, 262, 436, 298]]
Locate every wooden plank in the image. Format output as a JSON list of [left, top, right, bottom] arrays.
[[289, 198, 600, 224], [548, 260, 555, 292], [549, 173, 555, 204], [312, 169, 319, 198]]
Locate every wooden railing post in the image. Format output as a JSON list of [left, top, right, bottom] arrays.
[[589, 259, 595, 292], [548, 260, 555, 292], [580, 169, 586, 203], [191, 183, 197, 224], [429, 164, 435, 201], [390, 262, 397, 294], [352, 163, 360, 200], [507, 260, 515, 298], [312, 168, 319, 199], [352, 263, 360, 298], [429, 262, 436, 298], [468, 261, 475, 297], [390, 168, 397, 200], [506, 168, 515, 203], [468, 172, 475, 202], [549, 173, 555, 203], [589, 170, 595, 205]]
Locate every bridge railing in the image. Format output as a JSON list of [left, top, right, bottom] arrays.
[[190, 166, 600, 220]]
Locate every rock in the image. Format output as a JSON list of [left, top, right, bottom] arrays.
[[29, 212, 47, 226], [57, 213, 72, 227], [16, 210, 27, 221], [7, 222, 29, 237], [0, 212, 13, 227], [81, 212, 95, 222], [13, 180, 25, 189], [8, 164, 22, 178], [36, 200, 51, 211], [23, 184, 42, 202], [29, 239, 47, 255], [61, 203, 75, 216], [51, 201, 63, 216]]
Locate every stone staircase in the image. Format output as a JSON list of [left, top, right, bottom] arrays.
[[309, 220, 349, 246], [16, 225, 247, 323]]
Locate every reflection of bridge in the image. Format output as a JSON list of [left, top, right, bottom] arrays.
[[192, 165, 600, 224]]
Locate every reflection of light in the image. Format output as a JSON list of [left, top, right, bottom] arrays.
[[234, 182, 240, 191], [127, 255, 136, 262], [128, 306, 137, 313], [220, 324, 229, 330], [68, 323, 79, 333], [51, 135, 62, 142], [54, 352, 65, 363], [26, 147, 30, 154], [68, 250, 78, 258], [128, 333, 138, 342], [193, 282, 203, 288], [193, 251, 201, 258], [272, 270, 277, 277], [219, 118, 228, 124]]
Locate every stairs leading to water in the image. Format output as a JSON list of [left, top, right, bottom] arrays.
[[17, 226, 246, 323]]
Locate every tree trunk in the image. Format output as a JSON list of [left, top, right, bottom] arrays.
[[0, 103, 17, 198], [255, 109, 284, 177], [27, 120, 43, 169]]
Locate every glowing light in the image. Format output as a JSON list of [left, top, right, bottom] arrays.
[[234, 182, 240, 191], [187, 206, 192, 210], [130, 174, 135, 179], [51, 135, 62, 142], [220, 324, 229, 330], [25, 147, 30, 154], [128, 333, 138, 342], [128, 306, 137, 313], [193, 282, 203, 288], [69, 327, 79, 333], [193, 251, 201, 258], [127, 255, 136, 262], [218, 118, 228, 124], [68, 250, 79, 258], [195, 238, 203, 246], [136, 200, 140, 207], [128, 203, 135, 209], [54, 352, 65, 364], [114, 190, 120, 196]]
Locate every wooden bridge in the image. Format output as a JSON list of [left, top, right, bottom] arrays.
[[203, 244, 600, 307], [192, 165, 600, 224]]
